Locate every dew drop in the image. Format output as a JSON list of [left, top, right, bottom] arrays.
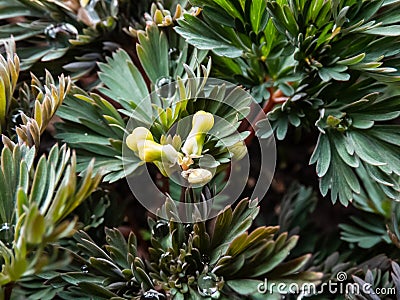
[[155, 76, 175, 101], [184, 223, 193, 239], [140, 289, 166, 300], [168, 48, 179, 61], [81, 264, 89, 273], [201, 254, 210, 265], [152, 220, 169, 239], [0, 223, 14, 247], [160, 251, 170, 260], [44, 23, 78, 39], [197, 272, 220, 297], [11, 110, 23, 124]]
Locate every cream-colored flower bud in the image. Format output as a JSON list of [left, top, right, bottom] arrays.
[[162, 144, 181, 165], [181, 168, 213, 186], [137, 140, 162, 162], [137, 140, 180, 164], [182, 111, 214, 157], [191, 111, 214, 133], [126, 127, 153, 152], [228, 141, 247, 160]]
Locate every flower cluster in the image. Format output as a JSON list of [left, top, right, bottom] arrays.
[[143, 3, 201, 27], [126, 111, 215, 186]]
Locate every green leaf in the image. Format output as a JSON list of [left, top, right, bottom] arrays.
[[337, 53, 366, 65], [78, 282, 118, 298], [98, 49, 151, 123], [175, 14, 243, 58], [29, 156, 48, 204], [136, 25, 169, 84], [24, 204, 45, 245], [251, 235, 299, 277], [0, 77, 6, 130], [365, 25, 400, 36], [227, 279, 263, 295], [250, 0, 268, 34], [104, 228, 130, 269], [312, 133, 331, 177]]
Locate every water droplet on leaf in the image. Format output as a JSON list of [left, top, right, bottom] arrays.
[[0, 223, 14, 247], [184, 224, 193, 238], [152, 220, 169, 239], [44, 23, 78, 40], [140, 289, 166, 300], [197, 272, 220, 297], [168, 48, 179, 61], [201, 254, 210, 265], [81, 264, 89, 273], [155, 76, 175, 101]]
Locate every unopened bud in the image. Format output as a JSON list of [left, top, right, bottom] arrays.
[[182, 111, 214, 157], [182, 168, 213, 186], [191, 111, 214, 133], [228, 141, 247, 160], [137, 140, 180, 164], [126, 127, 153, 152]]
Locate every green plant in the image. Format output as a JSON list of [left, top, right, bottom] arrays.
[[10, 199, 322, 299], [0, 142, 101, 288], [1, 0, 400, 299], [175, 0, 400, 205]]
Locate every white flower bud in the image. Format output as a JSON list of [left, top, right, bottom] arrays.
[[228, 141, 247, 160], [126, 127, 153, 152], [136, 140, 180, 164], [182, 111, 214, 157], [181, 168, 213, 186]]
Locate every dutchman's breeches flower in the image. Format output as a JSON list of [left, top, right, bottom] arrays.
[[127, 127, 180, 165], [182, 111, 214, 157], [137, 140, 180, 164], [126, 127, 154, 152], [127, 111, 216, 186]]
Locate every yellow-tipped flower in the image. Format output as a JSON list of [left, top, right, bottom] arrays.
[[136, 140, 180, 164], [126, 127, 154, 152], [126, 127, 179, 164], [136, 140, 163, 162], [182, 111, 214, 157]]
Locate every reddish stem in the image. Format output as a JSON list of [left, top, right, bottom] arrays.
[[245, 87, 288, 145]]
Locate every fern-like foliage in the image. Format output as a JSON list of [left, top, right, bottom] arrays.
[[10, 198, 322, 299], [0, 0, 148, 74], [0, 142, 101, 287], [347, 260, 400, 299], [0, 40, 71, 151], [135, 24, 208, 84], [339, 165, 400, 248], [175, 0, 400, 206], [57, 43, 250, 183]]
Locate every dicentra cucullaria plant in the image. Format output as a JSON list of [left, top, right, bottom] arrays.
[[1, 0, 400, 299]]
